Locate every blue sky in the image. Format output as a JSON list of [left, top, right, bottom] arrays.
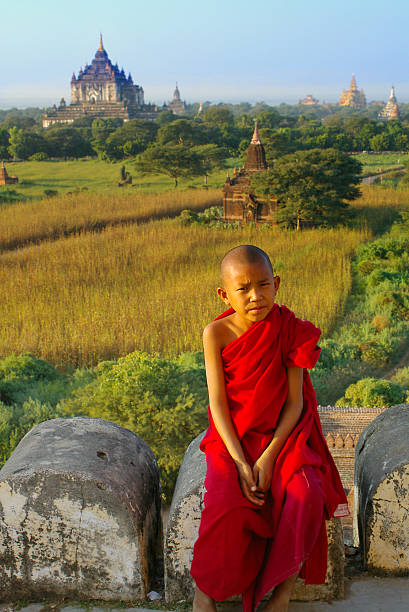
[[0, 0, 408, 107]]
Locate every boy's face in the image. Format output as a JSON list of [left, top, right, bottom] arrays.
[[217, 259, 280, 324]]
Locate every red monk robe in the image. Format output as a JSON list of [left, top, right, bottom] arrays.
[[190, 304, 348, 612]]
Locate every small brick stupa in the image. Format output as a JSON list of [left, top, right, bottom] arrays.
[[0, 161, 18, 185], [222, 123, 276, 224]]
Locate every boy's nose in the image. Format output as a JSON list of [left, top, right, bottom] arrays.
[[249, 288, 262, 301]]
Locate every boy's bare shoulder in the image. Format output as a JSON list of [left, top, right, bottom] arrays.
[[203, 315, 236, 350]]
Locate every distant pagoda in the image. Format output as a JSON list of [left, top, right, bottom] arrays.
[[339, 75, 366, 109], [43, 35, 160, 127], [299, 94, 319, 106], [222, 123, 276, 224], [168, 83, 186, 115], [378, 86, 401, 120]]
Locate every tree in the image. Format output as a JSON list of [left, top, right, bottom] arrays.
[[258, 127, 297, 162], [43, 127, 93, 158], [156, 110, 177, 126], [0, 129, 9, 159], [157, 119, 204, 146], [7, 127, 47, 160], [91, 118, 122, 159], [250, 148, 362, 229], [135, 144, 203, 187], [2, 115, 37, 130], [202, 106, 234, 129], [255, 109, 281, 129], [103, 119, 158, 160], [370, 132, 390, 152], [192, 144, 228, 184]]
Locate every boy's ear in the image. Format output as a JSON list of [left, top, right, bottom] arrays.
[[274, 276, 280, 291], [217, 286, 230, 304]]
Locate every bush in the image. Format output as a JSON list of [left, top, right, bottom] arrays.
[[0, 398, 64, 466], [391, 366, 409, 391], [179, 206, 222, 226], [0, 353, 61, 405], [61, 350, 209, 502], [357, 259, 377, 275], [371, 314, 390, 331], [314, 339, 360, 372], [44, 189, 59, 198], [29, 151, 49, 161], [336, 377, 405, 408], [358, 341, 388, 367], [179, 209, 199, 225]]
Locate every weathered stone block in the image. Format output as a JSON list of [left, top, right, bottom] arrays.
[[354, 403, 409, 574], [164, 432, 344, 603], [164, 432, 206, 603], [0, 417, 161, 602]]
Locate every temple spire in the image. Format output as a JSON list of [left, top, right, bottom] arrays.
[[251, 121, 262, 145], [245, 121, 267, 172], [173, 82, 181, 101], [389, 86, 396, 103], [98, 33, 104, 52], [350, 74, 357, 90]]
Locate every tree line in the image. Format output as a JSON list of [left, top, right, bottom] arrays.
[[2, 105, 409, 163]]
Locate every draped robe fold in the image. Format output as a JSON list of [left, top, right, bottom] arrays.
[[190, 304, 348, 612]]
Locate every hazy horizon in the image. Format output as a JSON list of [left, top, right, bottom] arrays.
[[1, 0, 408, 110]]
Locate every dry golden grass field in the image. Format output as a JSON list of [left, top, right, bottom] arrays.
[[0, 189, 220, 252], [0, 183, 404, 367]]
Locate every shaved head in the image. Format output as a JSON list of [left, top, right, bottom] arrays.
[[220, 245, 274, 285]]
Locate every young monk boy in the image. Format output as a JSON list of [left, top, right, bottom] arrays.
[[190, 245, 348, 612]]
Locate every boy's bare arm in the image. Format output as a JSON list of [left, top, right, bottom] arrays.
[[253, 366, 304, 491], [203, 323, 264, 506]]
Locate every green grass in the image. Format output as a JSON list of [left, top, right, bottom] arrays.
[[355, 152, 407, 175], [2, 154, 405, 205], [0, 158, 240, 202]]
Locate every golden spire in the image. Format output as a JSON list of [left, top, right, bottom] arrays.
[[350, 74, 357, 91], [251, 121, 262, 145], [98, 33, 104, 52]]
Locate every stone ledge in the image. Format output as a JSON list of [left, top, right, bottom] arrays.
[[0, 417, 162, 602]]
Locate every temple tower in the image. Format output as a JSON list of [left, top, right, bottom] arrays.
[[244, 123, 268, 172], [168, 83, 186, 115], [70, 34, 144, 106], [379, 86, 401, 120], [222, 124, 275, 224], [43, 35, 159, 127], [339, 75, 366, 109]]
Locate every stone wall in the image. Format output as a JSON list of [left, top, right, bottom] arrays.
[[0, 417, 162, 602]]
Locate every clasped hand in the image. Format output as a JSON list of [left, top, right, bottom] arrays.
[[236, 453, 274, 506]]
